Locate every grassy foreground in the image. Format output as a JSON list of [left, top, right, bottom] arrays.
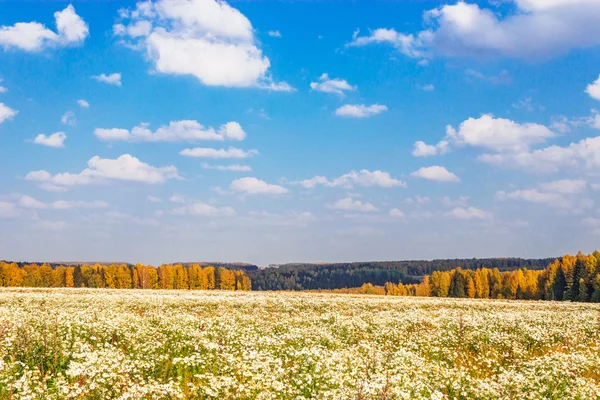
[[0, 289, 599, 399]]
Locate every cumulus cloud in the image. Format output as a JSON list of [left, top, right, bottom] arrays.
[[201, 163, 251, 171], [411, 166, 460, 182], [95, 120, 245, 142], [348, 1, 600, 61], [172, 201, 236, 217], [478, 135, 600, 173], [32, 132, 66, 148], [230, 177, 288, 195], [310, 73, 356, 96], [439, 196, 469, 207], [0, 5, 88, 52], [17, 195, 108, 210], [180, 147, 257, 159], [0, 202, 23, 218], [587, 75, 600, 101], [147, 195, 162, 203], [496, 179, 589, 208], [294, 170, 406, 189], [328, 197, 378, 212], [61, 111, 76, 126], [412, 140, 449, 157], [25, 154, 180, 187], [77, 99, 90, 108], [335, 104, 387, 118], [114, 0, 291, 90], [267, 30, 281, 38], [389, 208, 405, 218], [0, 103, 17, 123], [92, 73, 122, 86], [445, 207, 492, 220]]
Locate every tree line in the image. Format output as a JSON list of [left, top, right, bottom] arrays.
[[330, 251, 600, 302], [0, 262, 251, 291], [249, 258, 555, 291]]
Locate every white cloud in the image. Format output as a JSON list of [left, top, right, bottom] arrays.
[[267, 30, 281, 38], [328, 197, 377, 212], [538, 179, 587, 194], [496, 179, 588, 208], [294, 170, 406, 189], [0, 103, 17, 123], [25, 154, 180, 187], [412, 140, 449, 157], [102, 211, 158, 227], [95, 120, 245, 142], [0, 81, 7, 93], [36, 220, 67, 231], [446, 207, 492, 220], [310, 73, 356, 96], [389, 208, 405, 218], [478, 135, 600, 173], [349, 1, 600, 61], [77, 99, 90, 108], [18, 195, 46, 209], [32, 132, 66, 148], [439, 196, 469, 207], [587, 75, 600, 101], [347, 28, 428, 59], [465, 69, 511, 85], [92, 73, 122, 86], [180, 147, 257, 159], [172, 201, 236, 217], [61, 111, 76, 126], [201, 163, 251, 172], [230, 177, 288, 195], [114, 0, 291, 90], [418, 84, 435, 91], [169, 195, 185, 204], [404, 195, 431, 205], [446, 114, 554, 153], [147, 195, 162, 203], [335, 104, 387, 118], [411, 166, 460, 183], [0, 5, 88, 52]]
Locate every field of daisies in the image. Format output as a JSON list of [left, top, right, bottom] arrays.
[[1, 289, 599, 399]]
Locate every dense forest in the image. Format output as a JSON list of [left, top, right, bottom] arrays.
[[329, 251, 600, 302], [0, 262, 251, 290], [249, 258, 555, 291]]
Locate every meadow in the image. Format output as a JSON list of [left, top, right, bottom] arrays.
[[0, 289, 599, 399]]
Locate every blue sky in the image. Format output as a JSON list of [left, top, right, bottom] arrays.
[[2, 0, 600, 265]]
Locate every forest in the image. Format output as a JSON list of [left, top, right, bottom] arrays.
[[248, 257, 555, 291], [331, 251, 600, 302], [0, 262, 251, 290]]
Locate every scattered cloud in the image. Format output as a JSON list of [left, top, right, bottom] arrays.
[[465, 69, 511, 85], [114, 0, 291, 90], [496, 179, 589, 209], [267, 30, 281, 38], [61, 111, 76, 126], [389, 208, 405, 218], [169, 195, 185, 204], [201, 163, 251, 172], [587, 75, 600, 101], [411, 166, 460, 183], [0, 103, 17, 123], [17, 195, 108, 210], [180, 147, 258, 159], [418, 84, 435, 91], [347, 28, 428, 59], [95, 121, 245, 142], [32, 132, 66, 148], [147, 195, 162, 203], [412, 140, 449, 157], [0, 5, 88, 52], [172, 201, 236, 217], [77, 99, 89, 108], [25, 154, 180, 187], [92, 73, 122, 86], [230, 177, 288, 195], [439, 196, 469, 207], [446, 207, 492, 220], [294, 170, 406, 189], [335, 104, 387, 118], [310, 73, 356, 96], [328, 197, 377, 212]]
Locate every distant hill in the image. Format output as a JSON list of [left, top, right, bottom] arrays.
[[248, 257, 557, 291]]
